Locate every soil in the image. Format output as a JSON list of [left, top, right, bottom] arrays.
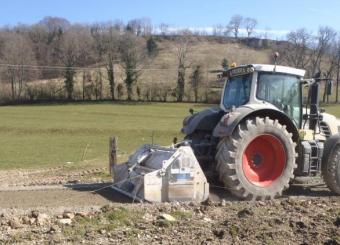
[[0, 166, 109, 187], [0, 167, 339, 244]]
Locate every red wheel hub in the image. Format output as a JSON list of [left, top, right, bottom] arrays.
[[242, 134, 286, 187]]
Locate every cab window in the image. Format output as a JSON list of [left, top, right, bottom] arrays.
[[222, 73, 252, 109], [257, 72, 301, 126]]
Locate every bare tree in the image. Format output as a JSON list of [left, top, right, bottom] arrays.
[[212, 24, 224, 36], [60, 25, 94, 100], [82, 71, 94, 100], [26, 19, 67, 78], [90, 22, 121, 100], [38, 17, 70, 74], [175, 36, 191, 102], [223, 26, 233, 37], [322, 39, 340, 103], [190, 65, 203, 102], [310, 26, 336, 75], [38, 16, 70, 33], [90, 22, 119, 101], [0, 32, 38, 101], [335, 39, 340, 103], [113, 19, 125, 33], [90, 23, 106, 61], [126, 18, 152, 36], [105, 26, 120, 100], [228, 15, 243, 39], [309, 27, 337, 103], [159, 23, 169, 36], [27, 24, 49, 65], [126, 19, 139, 35], [140, 18, 153, 36], [119, 33, 145, 100], [176, 28, 193, 36], [280, 28, 312, 69], [94, 68, 103, 100], [116, 83, 124, 100], [244, 18, 257, 38]]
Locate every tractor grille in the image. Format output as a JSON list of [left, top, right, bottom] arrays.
[[320, 122, 331, 138]]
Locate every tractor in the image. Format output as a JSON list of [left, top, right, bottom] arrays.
[[111, 63, 340, 202], [182, 63, 340, 200]]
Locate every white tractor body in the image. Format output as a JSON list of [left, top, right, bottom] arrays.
[[110, 64, 340, 202]]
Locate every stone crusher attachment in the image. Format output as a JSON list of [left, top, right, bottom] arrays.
[[109, 140, 209, 203]]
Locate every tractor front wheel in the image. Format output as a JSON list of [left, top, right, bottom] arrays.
[[216, 117, 297, 200]]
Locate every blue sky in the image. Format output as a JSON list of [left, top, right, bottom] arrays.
[[1, 0, 340, 38]]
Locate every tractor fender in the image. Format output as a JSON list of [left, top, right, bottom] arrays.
[[181, 107, 224, 135], [322, 134, 340, 165], [212, 106, 300, 142]]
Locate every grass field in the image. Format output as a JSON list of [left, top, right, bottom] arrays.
[[323, 104, 340, 117], [0, 102, 209, 169], [0, 102, 339, 170]]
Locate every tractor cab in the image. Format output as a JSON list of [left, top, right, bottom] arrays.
[[220, 64, 305, 127]]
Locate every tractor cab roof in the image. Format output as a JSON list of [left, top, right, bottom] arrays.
[[252, 64, 305, 77], [225, 64, 305, 78]]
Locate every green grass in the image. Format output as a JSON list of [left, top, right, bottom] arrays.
[[1, 101, 339, 170], [0, 102, 209, 169], [323, 104, 340, 117]]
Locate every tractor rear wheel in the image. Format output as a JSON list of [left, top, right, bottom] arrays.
[[216, 117, 297, 200], [322, 145, 340, 195]]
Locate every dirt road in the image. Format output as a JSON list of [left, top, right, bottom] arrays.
[[0, 180, 336, 208], [0, 166, 337, 210], [0, 168, 339, 244]]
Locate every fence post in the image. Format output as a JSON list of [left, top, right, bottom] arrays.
[[109, 136, 117, 175]]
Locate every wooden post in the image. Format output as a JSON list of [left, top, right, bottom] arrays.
[[109, 137, 117, 175]]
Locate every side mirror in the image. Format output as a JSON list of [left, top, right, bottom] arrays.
[[189, 108, 194, 115]]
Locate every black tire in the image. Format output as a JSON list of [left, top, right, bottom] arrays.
[[216, 117, 297, 200], [322, 144, 340, 195]]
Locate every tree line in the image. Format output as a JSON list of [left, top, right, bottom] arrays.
[[0, 16, 218, 103], [0, 17, 149, 102], [278, 27, 340, 103], [0, 15, 340, 104]]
